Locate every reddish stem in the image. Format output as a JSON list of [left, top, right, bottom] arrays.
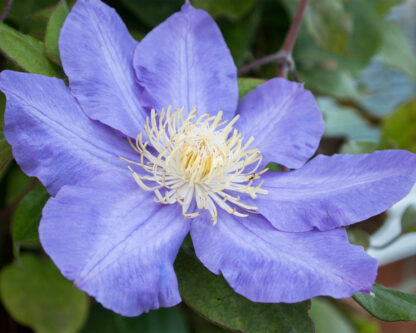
[[237, 0, 309, 79], [278, 0, 309, 77], [0, 0, 13, 21], [238, 51, 287, 76]]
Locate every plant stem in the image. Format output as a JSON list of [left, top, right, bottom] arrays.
[[238, 51, 288, 76], [238, 0, 309, 79], [278, 0, 309, 78], [0, 0, 13, 21]]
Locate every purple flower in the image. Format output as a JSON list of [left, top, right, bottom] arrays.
[[1, 0, 416, 317]]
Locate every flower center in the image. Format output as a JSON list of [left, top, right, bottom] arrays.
[[120, 106, 268, 224], [180, 123, 227, 181]]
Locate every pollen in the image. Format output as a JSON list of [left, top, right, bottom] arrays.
[[120, 106, 268, 224]]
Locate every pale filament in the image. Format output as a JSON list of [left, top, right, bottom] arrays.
[[120, 106, 268, 224]]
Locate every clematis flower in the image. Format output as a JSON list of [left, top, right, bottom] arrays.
[[1, 0, 416, 317]]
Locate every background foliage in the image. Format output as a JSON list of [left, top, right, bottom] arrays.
[[0, 0, 415, 332]]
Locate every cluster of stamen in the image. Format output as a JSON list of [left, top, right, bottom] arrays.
[[120, 106, 268, 224]]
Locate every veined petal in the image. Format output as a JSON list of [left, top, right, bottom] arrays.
[[59, 0, 145, 138], [133, 3, 238, 120], [256, 150, 416, 232], [191, 211, 377, 303], [40, 171, 189, 316], [236, 78, 324, 169], [0, 71, 135, 196]]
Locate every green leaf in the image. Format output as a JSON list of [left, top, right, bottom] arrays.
[[292, 0, 385, 98], [6, 166, 33, 205], [379, 21, 416, 80], [44, 0, 69, 64], [340, 141, 379, 155], [382, 99, 416, 153], [237, 78, 264, 99], [220, 9, 261, 67], [0, 91, 5, 128], [0, 22, 61, 76], [1, 0, 58, 38], [350, 316, 380, 333], [290, 0, 382, 82], [192, 0, 256, 20], [400, 204, 416, 234], [266, 162, 283, 172], [12, 184, 49, 255], [0, 254, 89, 333], [175, 249, 313, 333], [342, 0, 383, 74], [353, 284, 416, 322], [0, 137, 11, 171], [310, 298, 355, 333], [318, 97, 380, 141], [294, 35, 360, 98], [81, 303, 189, 333], [283, 0, 352, 54], [1, 0, 57, 27], [0, 132, 11, 171], [347, 228, 370, 250], [306, 1, 352, 54], [0, 92, 12, 171], [303, 69, 359, 99], [119, 0, 182, 27], [373, 0, 404, 15]]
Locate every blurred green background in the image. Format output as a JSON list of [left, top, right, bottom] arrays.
[[0, 0, 415, 332]]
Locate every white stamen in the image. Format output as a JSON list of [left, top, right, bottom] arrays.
[[121, 106, 268, 223]]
